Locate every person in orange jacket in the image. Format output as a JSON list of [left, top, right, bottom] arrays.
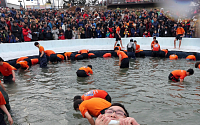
[[114, 47, 129, 68], [168, 69, 194, 82], [169, 54, 178, 60], [76, 65, 93, 77], [186, 53, 196, 61]]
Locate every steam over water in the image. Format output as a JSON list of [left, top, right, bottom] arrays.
[[3, 57, 200, 125]]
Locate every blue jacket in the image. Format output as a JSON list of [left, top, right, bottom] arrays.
[[6, 35, 16, 43], [152, 33, 159, 37], [96, 30, 102, 38]]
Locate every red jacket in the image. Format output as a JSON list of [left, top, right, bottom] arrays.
[[109, 34, 115, 38], [59, 34, 65, 40], [22, 28, 31, 42], [6, 21, 11, 31]]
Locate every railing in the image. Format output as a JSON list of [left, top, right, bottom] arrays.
[[107, 0, 164, 5]]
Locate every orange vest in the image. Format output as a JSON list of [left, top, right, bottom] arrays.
[[153, 44, 160, 51], [186, 55, 196, 61], [117, 51, 128, 60], [169, 54, 178, 60], [57, 54, 65, 60], [103, 53, 111, 58]]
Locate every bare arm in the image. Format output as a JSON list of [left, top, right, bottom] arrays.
[[0, 105, 13, 125], [24, 66, 29, 72], [0, 82, 6, 92], [180, 79, 184, 82], [12, 70, 15, 82], [40, 51, 44, 58], [85, 111, 95, 125], [119, 54, 122, 66]]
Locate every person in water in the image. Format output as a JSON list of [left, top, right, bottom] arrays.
[[73, 90, 111, 102], [95, 103, 139, 125], [76, 65, 93, 77], [195, 62, 200, 69], [114, 44, 122, 51], [114, 47, 129, 68], [79, 49, 89, 59], [15, 58, 39, 71], [0, 89, 13, 125], [169, 54, 178, 60], [127, 39, 136, 59], [64, 52, 75, 61], [186, 53, 196, 61], [0, 57, 16, 84], [44, 50, 57, 64], [34, 42, 47, 68], [152, 40, 160, 57], [168, 69, 194, 82], [73, 98, 111, 125]]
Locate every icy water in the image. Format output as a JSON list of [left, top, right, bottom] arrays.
[[3, 57, 200, 125]]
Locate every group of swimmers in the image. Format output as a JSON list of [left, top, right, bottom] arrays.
[[0, 38, 200, 124]]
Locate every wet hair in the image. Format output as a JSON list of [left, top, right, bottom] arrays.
[[155, 40, 158, 44], [195, 62, 200, 68], [153, 36, 156, 40], [117, 44, 120, 46], [0, 57, 4, 62], [34, 42, 39, 46], [134, 40, 137, 43], [130, 39, 133, 42], [187, 68, 194, 75], [15, 64, 21, 69], [114, 47, 119, 51], [73, 99, 83, 111], [88, 65, 92, 69], [73, 95, 81, 102], [110, 103, 129, 117]]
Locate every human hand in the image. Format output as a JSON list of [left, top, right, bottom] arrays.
[[95, 114, 111, 125], [8, 115, 13, 125], [12, 77, 15, 82], [119, 117, 139, 125]]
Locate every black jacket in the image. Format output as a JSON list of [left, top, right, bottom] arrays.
[[11, 25, 21, 38], [65, 29, 72, 39]]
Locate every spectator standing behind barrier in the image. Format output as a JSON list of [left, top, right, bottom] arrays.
[[51, 26, 59, 40], [65, 26, 72, 39], [22, 25, 32, 42], [31, 24, 38, 41], [6, 31, 16, 43], [11, 21, 21, 42], [43, 23, 52, 40]]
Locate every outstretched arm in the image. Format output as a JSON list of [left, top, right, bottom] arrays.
[[0, 105, 13, 125]]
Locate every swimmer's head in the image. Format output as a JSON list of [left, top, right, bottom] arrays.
[[153, 36, 156, 40], [134, 40, 137, 43], [34, 42, 39, 47], [114, 47, 119, 52], [130, 39, 133, 42], [155, 40, 158, 44], [195, 62, 200, 68], [73, 99, 83, 111], [187, 69, 194, 76], [104, 103, 129, 120], [15, 64, 21, 69], [88, 65, 92, 69], [73, 95, 81, 102], [117, 44, 120, 46]]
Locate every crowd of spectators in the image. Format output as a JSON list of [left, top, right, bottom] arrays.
[[0, 6, 197, 43]]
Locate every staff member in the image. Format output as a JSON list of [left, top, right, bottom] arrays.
[[73, 98, 111, 125], [0, 57, 16, 84], [114, 24, 124, 48], [73, 90, 111, 102], [127, 39, 136, 59], [174, 24, 185, 49], [168, 69, 194, 82], [152, 40, 160, 57], [34, 42, 47, 68], [76, 65, 93, 77], [114, 47, 129, 68]]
